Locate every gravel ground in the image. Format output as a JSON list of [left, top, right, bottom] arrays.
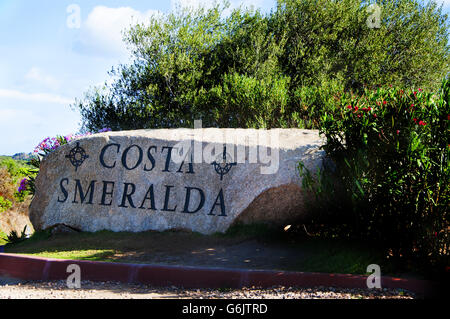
[[0, 280, 416, 299]]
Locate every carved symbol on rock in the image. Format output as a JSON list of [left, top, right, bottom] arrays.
[[211, 146, 236, 181], [66, 142, 89, 172]]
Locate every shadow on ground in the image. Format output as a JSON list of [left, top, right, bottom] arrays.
[[3, 226, 397, 276]]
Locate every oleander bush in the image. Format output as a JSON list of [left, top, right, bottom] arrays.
[[299, 80, 449, 268]]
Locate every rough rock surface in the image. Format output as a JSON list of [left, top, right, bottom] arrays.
[[0, 209, 34, 236], [29, 129, 324, 234], [49, 224, 80, 235]]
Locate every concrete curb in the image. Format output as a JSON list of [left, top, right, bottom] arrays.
[[0, 253, 439, 297]]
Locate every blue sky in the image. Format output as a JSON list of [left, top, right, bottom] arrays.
[[0, 0, 448, 155]]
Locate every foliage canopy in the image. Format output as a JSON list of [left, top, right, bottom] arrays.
[[75, 0, 449, 131]]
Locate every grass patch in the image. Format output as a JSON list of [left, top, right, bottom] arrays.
[[283, 238, 389, 275], [5, 230, 230, 262], [24, 249, 117, 262], [0, 231, 8, 246], [218, 223, 278, 238]]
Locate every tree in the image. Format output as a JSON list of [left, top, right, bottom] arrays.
[[75, 0, 449, 131], [275, 0, 449, 91]]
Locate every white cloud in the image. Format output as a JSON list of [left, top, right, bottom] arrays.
[[0, 89, 73, 105], [74, 2, 272, 58], [0, 109, 46, 133], [25, 67, 60, 90], [76, 6, 161, 57]]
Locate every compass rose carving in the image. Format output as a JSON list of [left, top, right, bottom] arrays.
[[211, 146, 236, 181], [66, 142, 89, 172]]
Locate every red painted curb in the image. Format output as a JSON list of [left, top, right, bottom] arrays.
[[0, 253, 438, 297]]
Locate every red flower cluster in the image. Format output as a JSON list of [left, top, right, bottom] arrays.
[[413, 118, 427, 126], [346, 104, 377, 118]]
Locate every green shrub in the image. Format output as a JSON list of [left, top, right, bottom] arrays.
[[3, 226, 29, 245], [300, 80, 449, 268], [196, 72, 290, 128], [0, 196, 12, 213], [0, 158, 30, 184], [0, 167, 15, 205], [287, 80, 347, 129]]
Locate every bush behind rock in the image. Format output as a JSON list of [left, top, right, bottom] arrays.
[[299, 80, 449, 270]]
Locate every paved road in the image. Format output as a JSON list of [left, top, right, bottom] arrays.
[[0, 280, 415, 299], [0, 276, 24, 286]]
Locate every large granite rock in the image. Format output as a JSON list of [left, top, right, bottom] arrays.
[[29, 129, 325, 235]]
